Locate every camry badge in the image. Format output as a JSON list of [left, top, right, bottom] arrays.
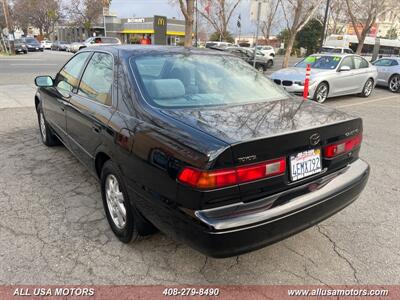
[[310, 133, 320, 146]]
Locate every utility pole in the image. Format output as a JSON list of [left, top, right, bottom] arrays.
[[1, 0, 14, 54], [195, 0, 198, 47], [321, 0, 331, 47], [253, 0, 263, 68]]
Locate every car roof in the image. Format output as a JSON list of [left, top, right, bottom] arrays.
[[80, 45, 235, 58]]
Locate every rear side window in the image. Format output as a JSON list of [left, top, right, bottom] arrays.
[[373, 59, 393, 66], [391, 60, 399, 66], [340, 56, 355, 69], [56, 52, 91, 92], [354, 57, 369, 69], [78, 52, 113, 106], [102, 37, 119, 43]]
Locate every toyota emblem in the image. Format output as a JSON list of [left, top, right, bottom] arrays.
[[310, 133, 320, 146]]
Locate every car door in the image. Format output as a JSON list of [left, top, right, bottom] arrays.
[[66, 51, 115, 168], [373, 59, 394, 86], [41, 52, 92, 143], [353, 56, 371, 92], [331, 56, 356, 96]]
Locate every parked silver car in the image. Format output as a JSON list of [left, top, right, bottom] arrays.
[[372, 57, 400, 92], [270, 54, 378, 103], [69, 36, 122, 53]]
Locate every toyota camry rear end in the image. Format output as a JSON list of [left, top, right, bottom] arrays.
[[114, 47, 371, 258]]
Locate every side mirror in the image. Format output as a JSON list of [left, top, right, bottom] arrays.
[[339, 65, 351, 72], [35, 76, 54, 87]]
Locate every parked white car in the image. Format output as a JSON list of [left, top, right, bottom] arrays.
[[319, 46, 354, 54], [40, 40, 52, 50], [255, 45, 275, 58], [270, 53, 378, 103]]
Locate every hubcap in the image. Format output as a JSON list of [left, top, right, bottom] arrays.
[[364, 80, 373, 96], [316, 85, 328, 103], [389, 76, 399, 92], [39, 112, 46, 141], [105, 174, 127, 229]]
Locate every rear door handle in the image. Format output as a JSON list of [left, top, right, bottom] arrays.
[[92, 124, 102, 133]]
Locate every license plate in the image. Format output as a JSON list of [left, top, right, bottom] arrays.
[[290, 149, 322, 181]]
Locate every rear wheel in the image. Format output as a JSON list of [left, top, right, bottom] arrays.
[[359, 78, 374, 97], [101, 161, 143, 243], [313, 82, 329, 103], [37, 105, 59, 146], [388, 74, 400, 93]]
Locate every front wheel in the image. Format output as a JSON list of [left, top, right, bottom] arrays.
[[388, 74, 400, 93], [313, 82, 329, 103], [266, 60, 273, 68], [359, 78, 374, 97]]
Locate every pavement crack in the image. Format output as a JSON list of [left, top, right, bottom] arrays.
[[317, 225, 360, 284]]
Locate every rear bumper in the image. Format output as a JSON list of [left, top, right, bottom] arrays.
[[138, 159, 370, 258]]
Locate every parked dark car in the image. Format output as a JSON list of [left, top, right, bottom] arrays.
[[34, 46, 370, 258], [13, 39, 28, 54], [22, 37, 44, 52], [51, 40, 69, 51], [214, 46, 273, 71]]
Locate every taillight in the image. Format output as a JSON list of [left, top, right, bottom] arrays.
[[323, 134, 362, 158], [177, 157, 286, 190]]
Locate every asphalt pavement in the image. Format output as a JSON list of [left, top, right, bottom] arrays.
[[0, 50, 399, 285]]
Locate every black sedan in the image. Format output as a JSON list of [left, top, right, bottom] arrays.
[[22, 37, 44, 52], [13, 39, 28, 54], [34, 46, 370, 257]]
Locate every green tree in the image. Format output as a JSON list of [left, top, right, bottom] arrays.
[[209, 31, 234, 43], [296, 18, 323, 55], [386, 27, 398, 40]]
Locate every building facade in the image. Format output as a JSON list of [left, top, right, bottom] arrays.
[[55, 16, 186, 45]]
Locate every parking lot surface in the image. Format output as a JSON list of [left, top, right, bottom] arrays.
[[0, 51, 399, 285]]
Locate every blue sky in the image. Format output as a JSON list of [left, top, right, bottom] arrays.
[[110, 0, 258, 35]]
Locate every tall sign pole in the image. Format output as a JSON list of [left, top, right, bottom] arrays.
[[253, 0, 262, 68]]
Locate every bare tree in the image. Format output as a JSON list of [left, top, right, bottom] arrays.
[[280, 0, 322, 68], [12, 0, 61, 36], [66, 0, 106, 35], [177, 0, 195, 47], [327, 0, 349, 35], [259, 0, 280, 40], [345, 0, 393, 54], [197, 0, 241, 41]]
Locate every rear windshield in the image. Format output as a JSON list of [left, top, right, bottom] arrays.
[[130, 54, 287, 108], [296, 55, 342, 69]]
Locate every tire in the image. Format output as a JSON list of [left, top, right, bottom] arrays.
[[266, 60, 273, 68], [256, 64, 265, 72], [100, 161, 141, 243], [359, 78, 374, 97], [37, 104, 59, 146], [313, 82, 329, 103], [388, 74, 400, 93]]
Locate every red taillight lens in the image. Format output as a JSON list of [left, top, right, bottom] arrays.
[[323, 134, 362, 158], [177, 157, 286, 190]]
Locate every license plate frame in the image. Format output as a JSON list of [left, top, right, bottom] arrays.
[[290, 149, 322, 182]]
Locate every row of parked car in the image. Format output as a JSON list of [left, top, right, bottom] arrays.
[[10, 36, 122, 54]]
